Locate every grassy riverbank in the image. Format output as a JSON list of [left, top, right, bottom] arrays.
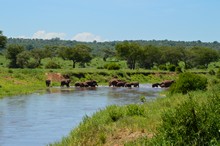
[[50, 90, 211, 145], [49, 73, 220, 145], [0, 67, 177, 98], [0, 68, 46, 98]]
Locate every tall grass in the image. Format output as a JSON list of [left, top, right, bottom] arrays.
[[50, 73, 220, 145], [0, 68, 45, 98]]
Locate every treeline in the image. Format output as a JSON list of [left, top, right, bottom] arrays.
[[1, 32, 220, 70], [3, 41, 220, 71], [6, 38, 220, 56], [116, 42, 220, 70]]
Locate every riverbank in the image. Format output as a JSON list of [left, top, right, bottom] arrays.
[[0, 68, 46, 98], [0, 68, 177, 98], [50, 72, 220, 145]]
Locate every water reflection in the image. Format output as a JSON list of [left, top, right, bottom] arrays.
[[0, 84, 164, 146]]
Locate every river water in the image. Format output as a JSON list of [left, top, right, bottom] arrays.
[[0, 84, 163, 146]]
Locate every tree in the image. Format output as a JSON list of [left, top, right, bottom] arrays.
[[30, 48, 45, 67], [16, 51, 31, 68], [160, 46, 186, 66], [6, 45, 24, 68], [101, 48, 116, 61], [188, 47, 220, 68], [139, 45, 161, 69], [0, 31, 7, 49], [115, 42, 141, 69], [59, 44, 92, 68], [43, 46, 59, 59]]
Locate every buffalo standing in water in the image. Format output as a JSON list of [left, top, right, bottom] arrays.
[[159, 80, 175, 88], [75, 80, 98, 87], [61, 79, 71, 87], [45, 79, 51, 87], [152, 80, 175, 88], [152, 83, 160, 88]]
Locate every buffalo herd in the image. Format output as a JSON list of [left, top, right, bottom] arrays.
[[152, 80, 175, 88], [45, 75, 174, 88]]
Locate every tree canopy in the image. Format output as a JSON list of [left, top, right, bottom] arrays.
[[58, 44, 92, 68], [0, 31, 7, 49]]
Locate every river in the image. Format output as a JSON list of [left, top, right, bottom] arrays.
[[0, 84, 164, 146]]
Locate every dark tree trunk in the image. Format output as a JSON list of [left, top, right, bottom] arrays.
[[72, 60, 76, 68]]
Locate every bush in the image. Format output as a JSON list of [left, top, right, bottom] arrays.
[[216, 68, 220, 79], [45, 61, 61, 69], [126, 104, 145, 116], [209, 69, 215, 75], [107, 105, 124, 122], [167, 64, 176, 72], [158, 64, 167, 71], [104, 63, 120, 70], [154, 93, 220, 145], [170, 72, 207, 94], [175, 66, 182, 73]]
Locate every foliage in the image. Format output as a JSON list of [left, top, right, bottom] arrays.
[[158, 64, 167, 71], [2, 36, 220, 70], [167, 64, 176, 72], [170, 72, 208, 94], [217, 68, 220, 79], [45, 61, 61, 69], [187, 47, 220, 68], [208, 69, 215, 75], [160, 46, 186, 66], [116, 42, 141, 69], [175, 66, 182, 73], [126, 104, 146, 116], [153, 91, 220, 146], [108, 105, 124, 122], [30, 48, 46, 66], [58, 44, 92, 68], [6, 44, 25, 68], [0, 68, 45, 98], [0, 31, 7, 49], [104, 62, 120, 70], [16, 51, 32, 68], [139, 45, 161, 69]]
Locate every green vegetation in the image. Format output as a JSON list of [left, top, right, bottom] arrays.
[[0, 68, 45, 98], [170, 72, 208, 94], [2, 31, 220, 145], [50, 73, 220, 145]]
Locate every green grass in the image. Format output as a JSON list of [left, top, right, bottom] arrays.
[[49, 74, 220, 145], [0, 68, 46, 98], [49, 91, 191, 145]]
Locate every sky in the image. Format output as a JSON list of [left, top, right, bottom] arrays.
[[1, 0, 220, 42]]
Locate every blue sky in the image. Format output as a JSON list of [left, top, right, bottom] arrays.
[[1, 0, 220, 42]]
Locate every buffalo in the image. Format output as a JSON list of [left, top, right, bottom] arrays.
[[160, 80, 175, 88], [61, 79, 71, 87], [45, 79, 51, 87], [152, 83, 160, 88]]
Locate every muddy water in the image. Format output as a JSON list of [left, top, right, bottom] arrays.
[[0, 84, 164, 146]]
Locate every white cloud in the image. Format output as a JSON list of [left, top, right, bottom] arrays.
[[72, 32, 106, 42], [32, 30, 66, 40]]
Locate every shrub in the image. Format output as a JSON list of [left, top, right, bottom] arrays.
[[107, 105, 124, 122], [158, 64, 167, 71], [170, 72, 207, 94], [8, 69, 13, 73], [45, 61, 61, 69], [167, 64, 176, 72], [104, 63, 120, 70], [175, 66, 182, 73], [216, 68, 220, 79], [155, 93, 220, 145], [126, 104, 145, 116], [209, 69, 215, 75]]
